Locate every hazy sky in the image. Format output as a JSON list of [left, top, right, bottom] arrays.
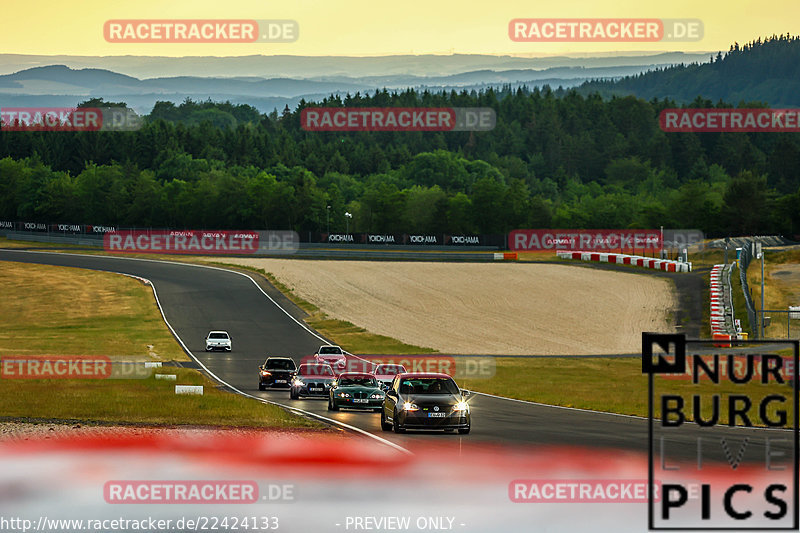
[[4, 0, 799, 56]]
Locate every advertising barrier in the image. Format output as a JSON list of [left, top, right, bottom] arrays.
[[312, 232, 502, 247], [512, 229, 661, 252]]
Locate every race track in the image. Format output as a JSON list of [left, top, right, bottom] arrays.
[[1, 249, 791, 461]]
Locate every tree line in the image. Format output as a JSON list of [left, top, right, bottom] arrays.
[[0, 83, 798, 237]]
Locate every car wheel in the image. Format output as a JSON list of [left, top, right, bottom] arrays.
[[392, 410, 405, 433], [258, 383, 265, 391], [328, 398, 339, 411], [290, 388, 298, 400], [444, 428, 455, 433], [458, 426, 470, 435], [380, 410, 392, 431]]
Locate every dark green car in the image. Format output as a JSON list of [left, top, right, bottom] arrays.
[[328, 373, 385, 412]]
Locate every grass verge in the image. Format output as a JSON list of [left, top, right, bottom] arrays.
[[1, 367, 318, 428], [0, 261, 187, 361]]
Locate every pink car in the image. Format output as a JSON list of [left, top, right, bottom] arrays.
[[372, 363, 407, 390], [314, 345, 347, 372]]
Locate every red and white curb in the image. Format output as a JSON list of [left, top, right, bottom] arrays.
[[556, 251, 692, 272]]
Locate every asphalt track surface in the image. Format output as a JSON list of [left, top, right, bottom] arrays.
[[1, 249, 795, 463]]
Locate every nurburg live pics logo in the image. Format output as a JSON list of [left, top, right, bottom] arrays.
[[642, 333, 799, 530]]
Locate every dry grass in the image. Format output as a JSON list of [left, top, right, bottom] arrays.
[[0, 367, 318, 428], [746, 248, 800, 339], [0, 261, 187, 360]]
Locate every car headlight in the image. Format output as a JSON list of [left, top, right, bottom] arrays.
[[338, 392, 351, 398], [370, 393, 384, 399], [454, 401, 469, 412], [403, 402, 419, 411], [293, 379, 304, 386], [260, 371, 271, 377]]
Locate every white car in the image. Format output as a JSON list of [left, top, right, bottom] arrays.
[[205, 331, 232, 351]]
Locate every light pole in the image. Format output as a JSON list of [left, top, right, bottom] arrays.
[[326, 205, 331, 234], [345, 211, 352, 234], [759, 243, 765, 338]]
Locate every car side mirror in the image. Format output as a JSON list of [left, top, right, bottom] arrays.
[[462, 389, 471, 397], [258, 365, 264, 370]]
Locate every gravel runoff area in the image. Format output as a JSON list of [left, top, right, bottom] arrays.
[[0, 421, 345, 442], [222, 259, 678, 355]]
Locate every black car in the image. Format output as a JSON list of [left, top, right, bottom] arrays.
[[380, 372, 471, 434], [258, 357, 297, 390]]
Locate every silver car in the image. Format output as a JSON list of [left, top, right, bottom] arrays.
[[205, 331, 232, 351], [290, 363, 336, 399]]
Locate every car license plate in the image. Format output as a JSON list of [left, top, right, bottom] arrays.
[[309, 387, 323, 392], [353, 399, 368, 403], [428, 412, 446, 418], [275, 380, 287, 384]]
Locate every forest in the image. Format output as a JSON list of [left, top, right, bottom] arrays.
[[1, 38, 799, 238]]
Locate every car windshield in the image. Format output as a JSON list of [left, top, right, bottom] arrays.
[[265, 359, 295, 370], [399, 378, 459, 395], [376, 365, 405, 375], [209, 333, 228, 339], [298, 364, 334, 377], [318, 347, 341, 354], [339, 375, 377, 387]]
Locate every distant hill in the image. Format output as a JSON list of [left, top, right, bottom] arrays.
[[578, 35, 800, 107], [0, 52, 711, 79], [0, 54, 708, 114]]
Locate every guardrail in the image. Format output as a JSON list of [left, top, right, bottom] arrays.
[[709, 263, 741, 346], [556, 251, 692, 272], [737, 242, 758, 338]]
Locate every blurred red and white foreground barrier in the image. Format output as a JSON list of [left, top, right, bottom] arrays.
[[556, 251, 692, 272], [0, 430, 788, 532]]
